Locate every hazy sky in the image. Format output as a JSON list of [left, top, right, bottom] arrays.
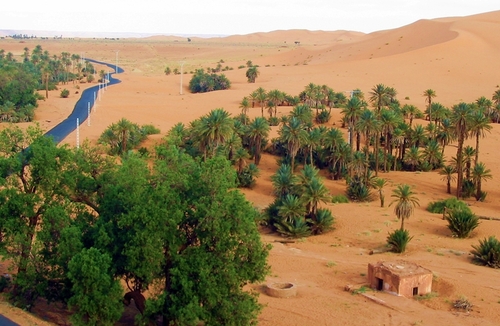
[[2, 1, 499, 36]]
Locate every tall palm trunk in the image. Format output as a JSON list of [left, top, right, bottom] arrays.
[[456, 138, 464, 199]]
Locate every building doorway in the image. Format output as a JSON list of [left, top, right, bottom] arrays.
[[376, 278, 383, 291]]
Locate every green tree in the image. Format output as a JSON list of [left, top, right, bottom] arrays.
[[247, 116, 270, 165], [469, 111, 491, 167], [423, 89, 436, 120], [369, 83, 389, 114], [472, 162, 492, 201], [246, 66, 259, 83], [451, 102, 472, 198], [196, 108, 234, 158], [68, 248, 124, 326], [390, 184, 419, 230], [372, 178, 388, 207], [271, 164, 298, 199], [239, 96, 251, 116], [279, 117, 308, 172], [439, 165, 456, 194]]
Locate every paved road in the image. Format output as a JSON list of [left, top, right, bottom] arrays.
[[0, 314, 19, 326], [44, 59, 123, 143]]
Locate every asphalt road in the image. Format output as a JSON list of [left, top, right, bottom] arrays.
[[0, 314, 19, 326], [44, 59, 123, 143]]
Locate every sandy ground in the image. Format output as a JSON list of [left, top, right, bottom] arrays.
[[1, 10, 500, 325]]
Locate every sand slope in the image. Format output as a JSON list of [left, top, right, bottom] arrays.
[[1, 10, 500, 326]]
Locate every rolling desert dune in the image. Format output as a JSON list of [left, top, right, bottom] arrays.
[[1, 10, 500, 326]]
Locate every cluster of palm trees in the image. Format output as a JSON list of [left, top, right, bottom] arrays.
[[1, 45, 97, 99], [240, 83, 348, 120]]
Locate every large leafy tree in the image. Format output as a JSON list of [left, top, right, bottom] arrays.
[[96, 149, 269, 325]]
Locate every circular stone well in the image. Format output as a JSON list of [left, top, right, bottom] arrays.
[[266, 282, 297, 298]]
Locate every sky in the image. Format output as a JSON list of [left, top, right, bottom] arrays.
[[2, 1, 499, 36]]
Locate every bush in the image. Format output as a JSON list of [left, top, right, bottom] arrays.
[[387, 229, 413, 253], [346, 175, 372, 202], [461, 180, 475, 198], [141, 124, 160, 135], [331, 194, 349, 204], [470, 236, 500, 268], [427, 197, 471, 214], [237, 163, 259, 188], [60, 89, 70, 98], [268, 116, 280, 126], [275, 217, 311, 238], [188, 69, 231, 93], [315, 109, 331, 124], [308, 209, 334, 235], [446, 209, 479, 238]]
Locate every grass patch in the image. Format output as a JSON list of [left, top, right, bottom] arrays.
[[352, 285, 371, 295], [326, 261, 336, 268], [414, 292, 438, 301]]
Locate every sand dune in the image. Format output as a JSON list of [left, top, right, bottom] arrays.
[[1, 10, 500, 326]]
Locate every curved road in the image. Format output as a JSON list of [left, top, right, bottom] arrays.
[[44, 59, 123, 143]]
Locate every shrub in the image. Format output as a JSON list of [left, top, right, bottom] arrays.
[[446, 209, 479, 238], [60, 89, 70, 98], [315, 109, 331, 124], [470, 236, 500, 268], [275, 217, 311, 238], [346, 175, 372, 202], [237, 163, 259, 188], [387, 229, 413, 253], [461, 180, 475, 198], [164, 66, 171, 75], [308, 208, 334, 235], [427, 197, 471, 214], [332, 194, 349, 204], [268, 116, 279, 126], [141, 124, 160, 135], [188, 69, 231, 93]]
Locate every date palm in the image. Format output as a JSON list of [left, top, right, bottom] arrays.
[[423, 89, 436, 120], [252, 87, 267, 117], [245, 66, 259, 83], [233, 147, 249, 174], [369, 84, 390, 114], [372, 177, 388, 207], [278, 194, 306, 223], [462, 145, 475, 181], [403, 146, 421, 171], [279, 117, 308, 172], [469, 111, 491, 167], [390, 184, 419, 230], [301, 177, 330, 219], [436, 118, 455, 155], [239, 97, 251, 116], [304, 127, 324, 165], [197, 108, 234, 158], [472, 162, 492, 201], [492, 89, 500, 106], [267, 89, 284, 117], [271, 164, 298, 199], [451, 102, 472, 198], [247, 117, 270, 165], [422, 140, 442, 169], [402, 104, 419, 128], [439, 165, 456, 194], [341, 96, 364, 152]]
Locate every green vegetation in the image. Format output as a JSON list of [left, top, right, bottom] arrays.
[[60, 88, 70, 98], [445, 209, 479, 238], [427, 197, 471, 214], [246, 66, 260, 83], [331, 194, 349, 203], [0, 124, 269, 325], [188, 69, 231, 93], [387, 229, 413, 253], [470, 236, 500, 268], [98, 118, 160, 155]]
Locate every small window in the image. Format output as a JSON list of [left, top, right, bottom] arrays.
[[413, 287, 418, 296]]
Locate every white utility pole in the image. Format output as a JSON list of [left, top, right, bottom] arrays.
[[180, 61, 185, 95]]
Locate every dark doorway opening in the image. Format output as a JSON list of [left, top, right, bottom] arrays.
[[413, 287, 418, 296], [376, 278, 383, 291]]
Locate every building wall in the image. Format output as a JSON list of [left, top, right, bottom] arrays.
[[368, 263, 432, 298]]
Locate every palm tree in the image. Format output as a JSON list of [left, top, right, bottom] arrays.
[[247, 117, 270, 165], [301, 177, 330, 219], [246, 66, 259, 83], [451, 102, 472, 198], [379, 109, 399, 172], [369, 84, 389, 113], [341, 96, 364, 152], [402, 104, 419, 128], [115, 118, 134, 155], [492, 89, 500, 106], [390, 184, 420, 230], [423, 89, 436, 120], [233, 147, 249, 174], [303, 127, 324, 165], [403, 146, 421, 171], [421, 140, 442, 169], [278, 195, 306, 223], [429, 102, 449, 127], [436, 118, 455, 155], [239, 97, 251, 116], [290, 104, 314, 127], [439, 165, 456, 194], [472, 162, 492, 201], [469, 111, 492, 167], [372, 178, 388, 207], [279, 117, 308, 172], [410, 125, 426, 148], [197, 108, 234, 158], [253, 87, 267, 117], [356, 109, 380, 156], [462, 145, 475, 181], [267, 89, 284, 117], [271, 164, 298, 199]]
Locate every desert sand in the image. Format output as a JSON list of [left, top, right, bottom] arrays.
[[1, 10, 500, 326]]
